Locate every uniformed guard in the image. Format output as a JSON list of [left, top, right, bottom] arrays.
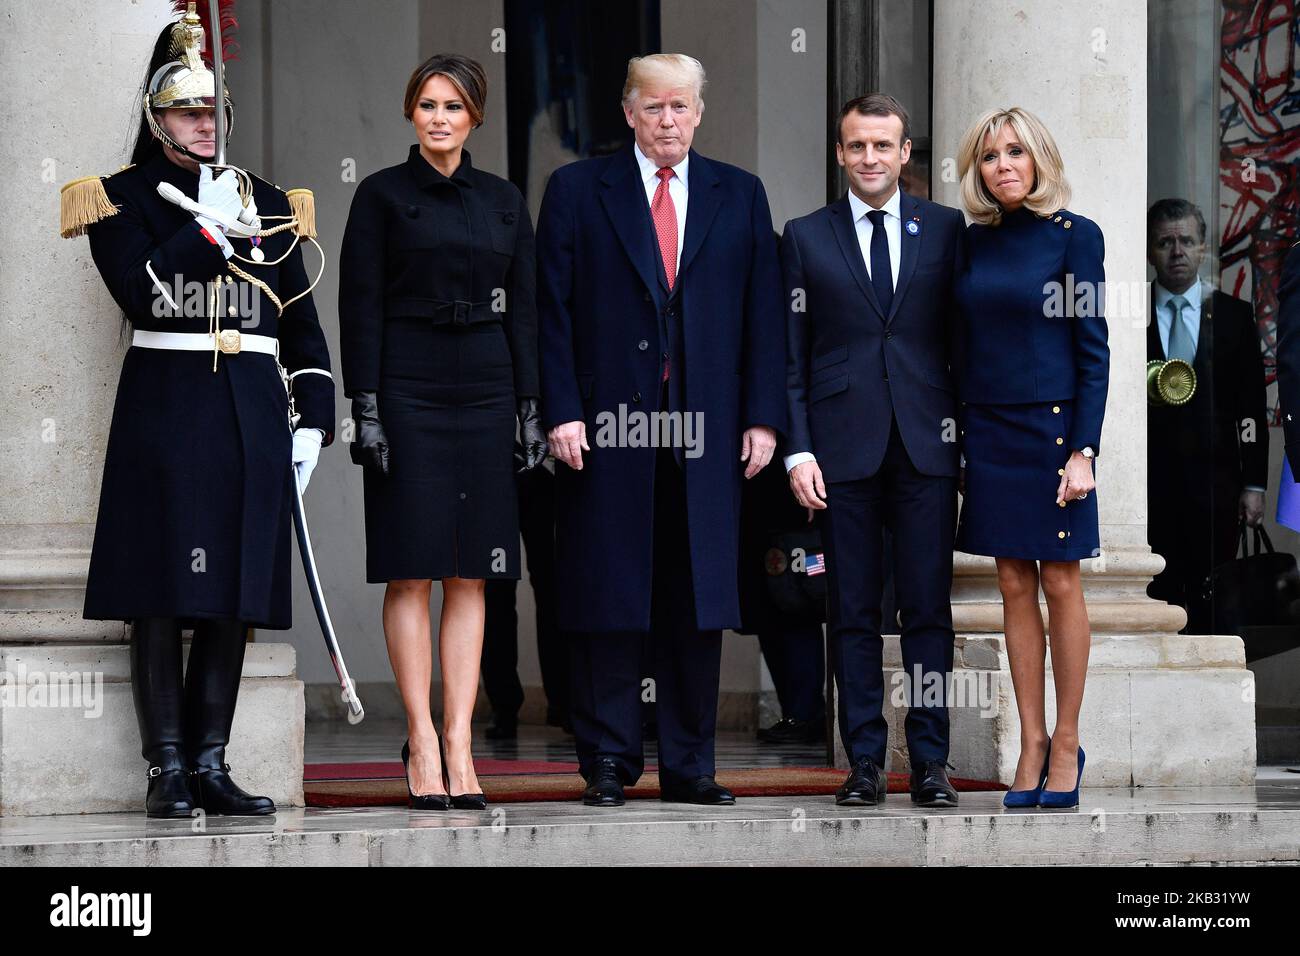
[[60, 1, 336, 817]]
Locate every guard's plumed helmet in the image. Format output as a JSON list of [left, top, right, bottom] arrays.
[[144, 1, 238, 159]]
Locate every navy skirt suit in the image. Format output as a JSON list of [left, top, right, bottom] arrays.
[[953, 206, 1109, 561]]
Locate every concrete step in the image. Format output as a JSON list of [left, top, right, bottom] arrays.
[[4, 787, 1299, 866]]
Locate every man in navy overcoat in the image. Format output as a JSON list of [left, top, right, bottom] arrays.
[[537, 54, 786, 806]]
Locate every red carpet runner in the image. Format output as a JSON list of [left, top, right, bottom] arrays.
[[305, 760, 1006, 807]]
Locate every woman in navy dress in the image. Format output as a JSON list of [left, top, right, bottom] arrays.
[[953, 107, 1109, 809]]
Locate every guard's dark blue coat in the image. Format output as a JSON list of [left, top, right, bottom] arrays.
[[537, 145, 787, 633], [782, 191, 965, 482], [80, 151, 335, 629]]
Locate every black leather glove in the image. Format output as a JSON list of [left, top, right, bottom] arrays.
[[516, 397, 549, 472], [349, 391, 390, 476]]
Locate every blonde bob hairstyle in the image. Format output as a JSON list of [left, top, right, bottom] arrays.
[[622, 53, 706, 111], [957, 106, 1071, 225]]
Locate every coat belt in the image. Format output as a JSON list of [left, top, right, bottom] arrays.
[[384, 297, 501, 325]]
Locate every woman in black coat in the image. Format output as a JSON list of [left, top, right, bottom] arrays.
[[63, 12, 335, 818], [339, 54, 546, 810]]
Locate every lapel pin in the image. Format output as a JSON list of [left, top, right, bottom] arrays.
[[905, 218, 921, 236]]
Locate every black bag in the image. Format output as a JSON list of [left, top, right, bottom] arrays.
[[763, 528, 828, 621], [1208, 522, 1300, 661]]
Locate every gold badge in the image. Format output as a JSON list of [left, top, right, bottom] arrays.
[[218, 329, 242, 354]]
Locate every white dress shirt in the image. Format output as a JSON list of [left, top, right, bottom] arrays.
[[1153, 276, 1203, 358], [784, 187, 904, 473], [633, 141, 688, 263], [848, 186, 902, 289]]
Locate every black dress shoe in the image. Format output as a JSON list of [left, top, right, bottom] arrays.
[[485, 715, 517, 740], [757, 716, 827, 744], [909, 759, 959, 808], [582, 757, 626, 807], [836, 756, 889, 806], [660, 775, 736, 805]]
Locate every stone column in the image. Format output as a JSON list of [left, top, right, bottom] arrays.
[[0, 1, 302, 815], [911, 0, 1255, 786]]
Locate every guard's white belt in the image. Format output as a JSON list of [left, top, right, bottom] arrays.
[[131, 329, 278, 356]]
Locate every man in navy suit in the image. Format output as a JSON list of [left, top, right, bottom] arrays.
[[783, 94, 963, 807], [537, 54, 786, 807]]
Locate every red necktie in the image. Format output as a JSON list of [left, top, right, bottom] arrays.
[[652, 167, 677, 382]]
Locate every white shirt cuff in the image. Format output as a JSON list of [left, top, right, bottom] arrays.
[[784, 452, 816, 473], [1243, 485, 1266, 494]]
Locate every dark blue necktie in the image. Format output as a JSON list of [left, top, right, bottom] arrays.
[[866, 209, 893, 315]]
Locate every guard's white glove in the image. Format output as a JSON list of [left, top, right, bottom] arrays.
[[292, 427, 324, 492], [156, 166, 261, 247]]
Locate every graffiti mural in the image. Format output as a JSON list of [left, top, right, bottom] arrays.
[[1220, 0, 1300, 418]]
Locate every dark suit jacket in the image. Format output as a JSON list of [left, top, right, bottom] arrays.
[[1147, 287, 1268, 491], [1276, 245, 1300, 475], [1147, 286, 1268, 590], [536, 144, 786, 632], [782, 190, 964, 482]]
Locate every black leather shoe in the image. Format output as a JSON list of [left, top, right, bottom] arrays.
[[582, 757, 626, 807], [757, 716, 827, 744], [485, 715, 517, 740], [130, 618, 195, 819], [183, 620, 275, 816], [660, 775, 736, 805], [910, 759, 959, 808], [836, 756, 889, 806]]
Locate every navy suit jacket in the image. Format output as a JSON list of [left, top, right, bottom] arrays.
[[537, 143, 786, 632], [956, 208, 1109, 453], [782, 190, 964, 482]]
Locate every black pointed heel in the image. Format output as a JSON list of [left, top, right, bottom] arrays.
[[401, 739, 450, 811], [441, 737, 488, 810]]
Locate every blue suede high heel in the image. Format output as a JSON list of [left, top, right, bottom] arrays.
[[1038, 745, 1085, 809], [1002, 739, 1051, 808]]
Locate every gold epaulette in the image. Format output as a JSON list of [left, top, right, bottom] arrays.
[[59, 173, 122, 238], [284, 188, 316, 238]]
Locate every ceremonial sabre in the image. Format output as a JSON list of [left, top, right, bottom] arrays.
[[206, 0, 227, 167], [292, 464, 365, 724], [201, 1, 363, 722]]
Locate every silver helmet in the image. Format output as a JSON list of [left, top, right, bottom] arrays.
[[144, 2, 235, 159]]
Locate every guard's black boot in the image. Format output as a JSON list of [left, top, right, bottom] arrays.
[[183, 620, 275, 816], [130, 618, 195, 819]]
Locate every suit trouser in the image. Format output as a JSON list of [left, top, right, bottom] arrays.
[[757, 619, 826, 722], [821, 417, 957, 767], [569, 446, 722, 785], [481, 466, 569, 719]]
